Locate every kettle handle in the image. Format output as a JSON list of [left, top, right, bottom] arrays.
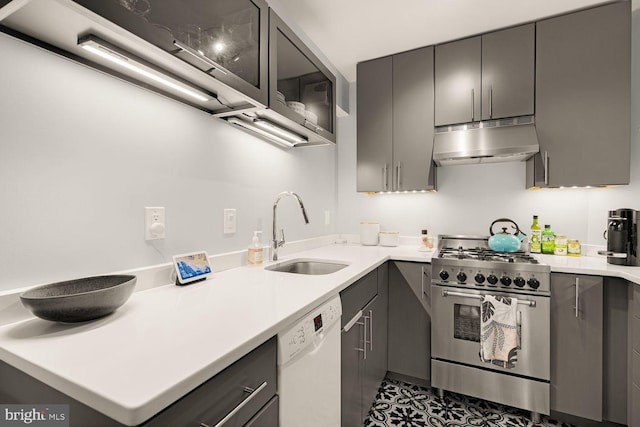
[[490, 218, 521, 236]]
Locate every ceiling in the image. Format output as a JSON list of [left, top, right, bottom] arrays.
[[276, 0, 628, 82]]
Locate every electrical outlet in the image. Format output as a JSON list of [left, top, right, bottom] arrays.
[[145, 207, 166, 240], [224, 209, 236, 234]]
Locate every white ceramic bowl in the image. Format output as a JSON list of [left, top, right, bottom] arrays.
[[379, 231, 400, 247], [286, 101, 306, 117]]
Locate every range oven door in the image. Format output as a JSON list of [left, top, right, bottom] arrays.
[[431, 284, 550, 380]]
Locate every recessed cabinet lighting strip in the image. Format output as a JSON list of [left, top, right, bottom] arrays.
[[227, 118, 307, 148], [78, 35, 210, 102]]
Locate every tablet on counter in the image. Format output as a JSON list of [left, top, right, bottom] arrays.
[[172, 251, 212, 285]]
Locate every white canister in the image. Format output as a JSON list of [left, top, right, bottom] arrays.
[[379, 231, 399, 247], [360, 222, 380, 246]]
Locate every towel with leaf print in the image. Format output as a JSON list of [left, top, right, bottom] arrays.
[[480, 295, 518, 368]]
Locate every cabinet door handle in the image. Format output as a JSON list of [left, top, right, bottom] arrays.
[[200, 381, 268, 427], [368, 309, 374, 351], [471, 88, 475, 121], [358, 314, 369, 360], [574, 277, 580, 318], [489, 85, 493, 119], [421, 266, 426, 299], [543, 151, 549, 186], [174, 40, 230, 76], [396, 161, 401, 190], [382, 164, 389, 191]]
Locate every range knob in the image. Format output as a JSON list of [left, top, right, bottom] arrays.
[[457, 271, 467, 283], [487, 274, 498, 285], [439, 270, 449, 281], [474, 273, 485, 284], [514, 277, 526, 288], [500, 275, 512, 286], [528, 277, 541, 290]]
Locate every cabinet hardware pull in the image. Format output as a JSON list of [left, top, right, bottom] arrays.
[[396, 162, 402, 190], [471, 88, 475, 121], [382, 164, 389, 191], [441, 289, 536, 307], [200, 381, 268, 427], [574, 278, 580, 318], [368, 309, 374, 351], [360, 315, 369, 360], [421, 266, 425, 299], [489, 86, 493, 119], [343, 310, 363, 333], [543, 151, 549, 185], [174, 40, 230, 76]]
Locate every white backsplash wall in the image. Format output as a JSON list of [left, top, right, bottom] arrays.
[[337, 8, 640, 245], [0, 34, 337, 292]]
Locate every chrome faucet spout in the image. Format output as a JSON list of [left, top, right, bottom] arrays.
[[272, 191, 310, 261]]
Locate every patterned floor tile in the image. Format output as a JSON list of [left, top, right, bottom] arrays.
[[364, 378, 576, 427]]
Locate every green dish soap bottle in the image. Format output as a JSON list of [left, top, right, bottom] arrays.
[[541, 224, 555, 254], [530, 215, 541, 253]]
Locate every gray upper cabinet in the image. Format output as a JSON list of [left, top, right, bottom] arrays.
[[481, 24, 535, 120], [357, 57, 393, 192], [435, 37, 481, 126], [392, 47, 436, 191], [435, 24, 534, 126], [528, 2, 630, 188], [357, 47, 436, 192], [550, 273, 603, 421]]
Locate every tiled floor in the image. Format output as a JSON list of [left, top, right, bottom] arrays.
[[364, 378, 576, 427]]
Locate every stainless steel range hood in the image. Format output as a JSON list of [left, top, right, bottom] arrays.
[[432, 116, 539, 166]]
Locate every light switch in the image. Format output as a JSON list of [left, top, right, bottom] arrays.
[[224, 209, 236, 234]]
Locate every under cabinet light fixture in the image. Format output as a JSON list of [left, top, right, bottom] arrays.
[[78, 35, 210, 102], [227, 118, 307, 148]]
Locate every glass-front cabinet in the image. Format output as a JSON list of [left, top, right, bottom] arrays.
[[74, 0, 269, 106], [266, 9, 336, 143]]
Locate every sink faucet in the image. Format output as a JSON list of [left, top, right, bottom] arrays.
[[272, 191, 309, 261]]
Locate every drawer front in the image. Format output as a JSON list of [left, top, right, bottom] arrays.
[[145, 337, 277, 427], [633, 384, 640, 427], [340, 269, 377, 328], [634, 316, 640, 353], [634, 350, 640, 388], [245, 396, 278, 427]]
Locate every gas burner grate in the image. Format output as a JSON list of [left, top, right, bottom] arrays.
[[438, 247, 539, 264]]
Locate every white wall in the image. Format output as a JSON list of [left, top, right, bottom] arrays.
[[336, 9, 640, 246], [0, 34, 337, 291]]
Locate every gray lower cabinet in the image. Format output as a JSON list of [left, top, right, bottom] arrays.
[[340, 264, 389, 426], [357, 47, 436, 192], [0, 337, 278, 427], [388, 261, 431, 381], [550, 273, 603, 421], [630, 285, 640, 427], [528, 1, 631, 188]]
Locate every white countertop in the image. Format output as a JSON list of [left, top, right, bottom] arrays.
[[0, 243, 637, 425]]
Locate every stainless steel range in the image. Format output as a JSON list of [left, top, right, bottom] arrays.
[[431, 235, 551, 422]]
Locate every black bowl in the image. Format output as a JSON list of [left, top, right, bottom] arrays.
[[20, 275, 137, 323]]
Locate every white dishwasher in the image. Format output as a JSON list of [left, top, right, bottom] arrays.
[[277, 294, 342, 427]]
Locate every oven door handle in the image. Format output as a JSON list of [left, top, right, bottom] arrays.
[[441, 289, 537, 307]]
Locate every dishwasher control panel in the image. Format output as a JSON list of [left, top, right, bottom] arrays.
[[277, 295, 342, 365]]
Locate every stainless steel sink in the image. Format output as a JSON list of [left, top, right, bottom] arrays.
[[265, 259, 349, 275]]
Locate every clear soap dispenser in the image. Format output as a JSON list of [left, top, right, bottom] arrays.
[[248, 231, 264, 266]]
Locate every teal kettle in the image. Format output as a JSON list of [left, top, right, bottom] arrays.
[[489, 218, 525, 252]]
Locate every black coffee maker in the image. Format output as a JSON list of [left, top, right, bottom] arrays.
[[599, 208, 639, 266]]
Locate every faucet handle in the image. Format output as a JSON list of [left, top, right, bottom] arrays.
[[278, 229, 286, 247]]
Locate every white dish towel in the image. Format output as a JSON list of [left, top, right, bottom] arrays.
[[480, 295, 519, 369]]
